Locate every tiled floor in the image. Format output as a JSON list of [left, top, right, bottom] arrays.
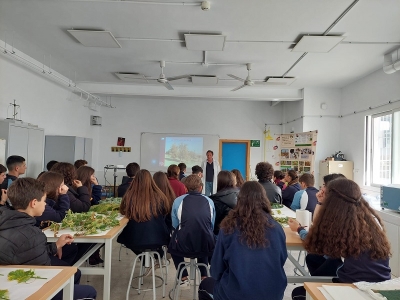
[[85, 240, 301, 300]]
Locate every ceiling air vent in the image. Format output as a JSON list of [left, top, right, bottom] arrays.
[[114, 72, 148, 82], [265, 77, 297, 86]]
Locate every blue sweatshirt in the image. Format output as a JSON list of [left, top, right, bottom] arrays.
[[35, 194, 70, 228], [211, 215, 288, 300], [290, 186, 319, 215]]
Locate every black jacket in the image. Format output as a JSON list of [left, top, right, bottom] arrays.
[[117, 210, 170, 251], [35, 194, 70, 229], [209, 188, 239, 235], [67, 186, 91, 213], [117, 177, 133, 198], [0, 207, 56, 266], [259, 181, 282, 204]]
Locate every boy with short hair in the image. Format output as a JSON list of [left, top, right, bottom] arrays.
[[0, 178, 97, 300], [178, 163, 187, 180], [290, 173, 318, 215], [0, 155, 27, 190]]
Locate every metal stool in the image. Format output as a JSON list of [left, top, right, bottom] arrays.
[[119, 244, 129, 261], [172, 258, 210, 300], [126, 250, 165, 300]]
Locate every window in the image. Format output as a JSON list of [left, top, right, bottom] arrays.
[[366, 110, 400, 186]]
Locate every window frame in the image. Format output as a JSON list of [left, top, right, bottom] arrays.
[[366, 109, 399, 187]]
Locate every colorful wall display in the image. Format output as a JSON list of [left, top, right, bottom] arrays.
[[271, 131, 318, 175]]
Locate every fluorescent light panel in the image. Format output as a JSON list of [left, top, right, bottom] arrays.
[[184, 34, 226, 51], [292, 36, 344, 53], [266, 77, 296, 85], [191, 75, 218, 85], [115, 73, 148, 82], [68, 30, 121, 48]]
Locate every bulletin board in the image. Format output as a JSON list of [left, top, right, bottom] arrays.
[[272, 130, 318, 175]]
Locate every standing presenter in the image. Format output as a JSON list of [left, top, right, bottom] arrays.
[[202, 150, 221, 196]]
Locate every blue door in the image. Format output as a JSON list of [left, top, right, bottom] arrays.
[[221, 142, 247, 179]]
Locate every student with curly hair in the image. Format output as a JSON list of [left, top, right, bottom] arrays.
[[291, 178, 391, 299], [199, 181, 287, 300], [255, 162, 282, 204]]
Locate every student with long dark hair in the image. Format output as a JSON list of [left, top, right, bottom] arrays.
[[199, 181, 287, 300], [231, 169, 245, 188], [153, 171, 176, 232], [50, 163, 91, 213], [209, 171, 239, 235], [76, 166, 102, 205], [118, 169, 171, 269], [282, 170, 300, 207], [291, 178, 391, 299]]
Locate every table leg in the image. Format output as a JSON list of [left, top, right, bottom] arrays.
[[103, 239, 112, 299], [63, 275, 74, 300], [306, 291, 313, 300]]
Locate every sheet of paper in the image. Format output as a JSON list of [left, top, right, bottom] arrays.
[[322, 285, 375, 300], [0, 268, 62, 300]]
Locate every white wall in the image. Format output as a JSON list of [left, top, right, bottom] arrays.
[[97, 97, 283, 184], [0, 56, 101, 172], [340, 68, 400, 194], [282, 100, 303, 134], [303, 88, 342, 187]]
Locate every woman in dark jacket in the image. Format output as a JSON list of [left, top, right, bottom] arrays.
[[282, 170, 301, 208], [209, 171, 239, 235], [51, 162, 91, 213], [118, 169, 171, 257]]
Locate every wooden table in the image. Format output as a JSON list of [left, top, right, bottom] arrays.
[[283, 219, 333, 283], [44, 217, 128, 300], [0, 265, 76, 300], [304, 282, 355, 300]]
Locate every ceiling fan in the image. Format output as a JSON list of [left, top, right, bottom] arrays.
[[156, 60, 189, 90], [228, 63, 269, 91]]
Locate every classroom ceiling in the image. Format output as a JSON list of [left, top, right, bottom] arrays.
[[0, 0, 400, 101]]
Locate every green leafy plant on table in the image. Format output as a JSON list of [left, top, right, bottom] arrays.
[[0, 289, 9, 300], [48, 210, 120, 237], [8, 269, 46, 283]]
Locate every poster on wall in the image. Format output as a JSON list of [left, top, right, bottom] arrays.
[[272, 131, 318, 175]]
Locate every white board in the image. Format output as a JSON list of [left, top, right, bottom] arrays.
[[140, 133, 219, 172]]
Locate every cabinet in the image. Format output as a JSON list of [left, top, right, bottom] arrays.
[[44, 136, 93, 167], [0, 120, 44, 177], [319, 161, 353, 186]]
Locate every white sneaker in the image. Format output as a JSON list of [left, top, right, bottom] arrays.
[[179, 279, 190, 290]]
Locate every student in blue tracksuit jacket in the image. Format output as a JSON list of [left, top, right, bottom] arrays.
[[199, 181, 287, 300], [290, 173, 318, 215], [168, 175, 216, 288]]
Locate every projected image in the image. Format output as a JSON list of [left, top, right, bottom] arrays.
[[160, 137, 203, 167]]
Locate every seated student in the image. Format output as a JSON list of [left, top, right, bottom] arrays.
[[117, 169, 170, 274], [74, 159, 87, 170], [178, 162, 187, 181], [0, 155, 27, 191], [50, 163, 91, 213], [231, 169, 245, 188], [0, 164, 7, 206], [209, 171, 239, 235], [169, 175, 216, 288], [77, 166, 102, 205], [192, 165, 203, 178], [199, 181, 287, 300], [273, 170, 285, 190], [46, 160, 59, 171], [36, 172, 70, 228], [167, 164, 187, 197], [118, 162, 140, 198], [290, 173, 319, 215], [291, 178, 391, 299], [282, 170, 301, 207], [0, 178, 97, 300], [255, 162, 282, 204], [153, 171, 176, 232]]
